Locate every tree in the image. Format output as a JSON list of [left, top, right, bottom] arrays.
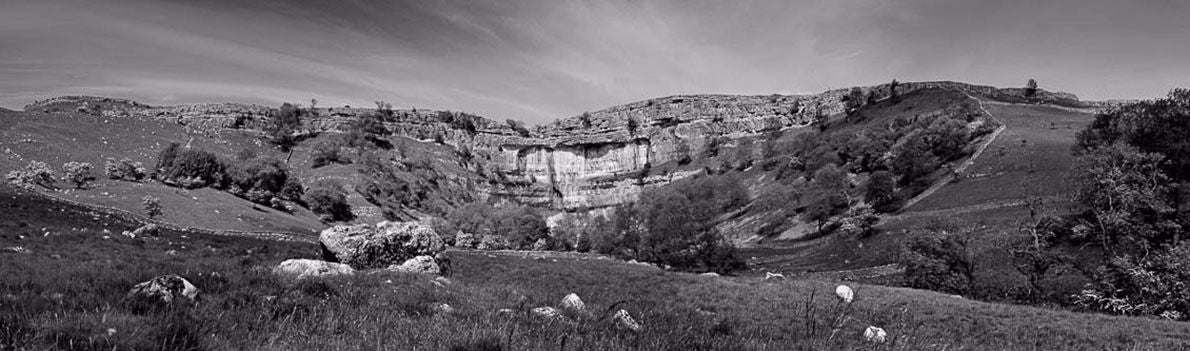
[[864, 170, 899, 213], [580, 112, 593, 128], [844, 87, 865, 114], [1071, 144, 1176, 254], [61, 162, 95, 189], [891, 134, 939, 187], [6, 161, 56, 189], [626, 116, 640, 135], [890, 79, 901, 103], [901, 222, 982, 295], [143, 196, 163, 219], [106, 158, 146, 181], [303, 180, 354, 222], [267, 103, 302, 152], [1024, 78, 1038, 97]]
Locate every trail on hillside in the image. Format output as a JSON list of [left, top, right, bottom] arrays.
[[898, 93, 1006, 211]]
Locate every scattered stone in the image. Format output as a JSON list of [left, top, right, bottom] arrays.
[[130, 224, 160, 237], [836, 285, 854, 303], [497, 308, 515, 315], [4, 246, 30, 254], [863, 326, 887, 343], [387, 255, 441, 275], [764, 272, 786, 280], [700, 272, 719, 277], [319, 221, 445, 269], [432, 303, 455, 314], [274, 259, 356, 279], [165, 250, 178, 255], [560, 293, 585, 311], [612, 309, 643, 332], [532, 306, 562, 319], [49, 254, 62, 259], [127, 274, 198, 305], [434, 276, 452, 285]]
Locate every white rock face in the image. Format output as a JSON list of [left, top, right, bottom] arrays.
[[127, 274, 198, 304], [560, 293, 585, 311], [864, 326, 887, 343], [387, 255, 441, 275], [274, 259, 355, 279]]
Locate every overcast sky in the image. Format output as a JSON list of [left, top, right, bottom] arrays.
[[2, 0, 1188, 124]]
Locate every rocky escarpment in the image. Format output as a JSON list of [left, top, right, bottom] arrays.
[[21, 81, 1092, 211]]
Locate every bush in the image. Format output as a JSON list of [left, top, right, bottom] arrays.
[[311, 138, 350, 168], [226, 156, 291, 204], [61, 162, 95, 189], [901, 223, 979, 295], [439, 203, 549, 250], [267, 103, 302, 151], [104, 158, 146, 181], [303, 181, 353, 222], [6, 161, 56, 189], [157, 147, 224, 189], [143, 196, 162, 219]]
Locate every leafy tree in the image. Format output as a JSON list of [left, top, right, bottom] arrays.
[[890, 79, 901, 103], [157, 147, 224, 189], [1071, 144, 1176, 253], [267, 103, 302, 151], [6, 161, 56, 189], [1024, 78, 1038, 97], [901, 222, 981, 295], [61, 162, 95, 189], [864, 170, 899, 212], [580, 112, 592, 128], [303, 180, 353, 222], [627, 116, 640, 134], [891, 134, 939, 186], [311, 138, 350, 168], [106, 158, 146, 181]]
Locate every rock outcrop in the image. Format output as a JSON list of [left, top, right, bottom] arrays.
[[319, 221, 445, 269], [274, 259, 356, 279]]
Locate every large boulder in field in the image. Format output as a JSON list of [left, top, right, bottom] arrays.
[[127, 274, 198, 305], [319, 221, 445, 269], [386, 255, 440, 275], [274, 259, 355, 279]]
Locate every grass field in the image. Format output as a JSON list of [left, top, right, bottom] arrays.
[[3, 184, 1189, 350]]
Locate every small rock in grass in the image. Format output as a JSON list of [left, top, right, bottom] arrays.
[[613, 309, 643, 332], [560, 293, 585, 311], [127, 274, 198, 305], [387, 255, 440, 275], [532, 306, 562, 319], [864, 326, 887, 343], [433, 303, 455, 314], [274, 259, 355, 279]]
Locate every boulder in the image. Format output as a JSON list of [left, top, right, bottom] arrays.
[[319, 221, 445, 269], [863, 326, 887, 343], [274, 259, 355, 279], [127, 274, 198, 305], [387, 255, 440, 275], [532, 306, 562, 319], [130, 224, 160, 238], [560, 293, 585, 311], [612, 309, 643, 332]]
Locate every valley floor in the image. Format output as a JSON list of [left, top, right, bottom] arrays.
[[2, 184, 1188, 350]]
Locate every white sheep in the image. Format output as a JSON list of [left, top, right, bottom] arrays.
[[863, 326, 887, 343], [835, 285, 854, 303]]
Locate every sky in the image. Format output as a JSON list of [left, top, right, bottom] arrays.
[[2, 0, 1188, 124]]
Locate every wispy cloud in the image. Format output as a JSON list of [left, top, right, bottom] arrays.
[[2, 0, 1188, 123]]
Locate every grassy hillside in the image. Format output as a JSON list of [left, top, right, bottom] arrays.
[[2, 183, 1188, 350], [742, 98, 1099, 278]]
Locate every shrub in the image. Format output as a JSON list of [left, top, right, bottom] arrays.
[[143, 196, 163, 219], [267, 103, 302, 151], [6, 161, 56, 189], [61, 162, 95, 189], [104, 158, 146, 181], [157, 147, 224, 189], [303, 180, 353, 222], [226, 156, 290, 202], [900, 223, 980, 295]]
